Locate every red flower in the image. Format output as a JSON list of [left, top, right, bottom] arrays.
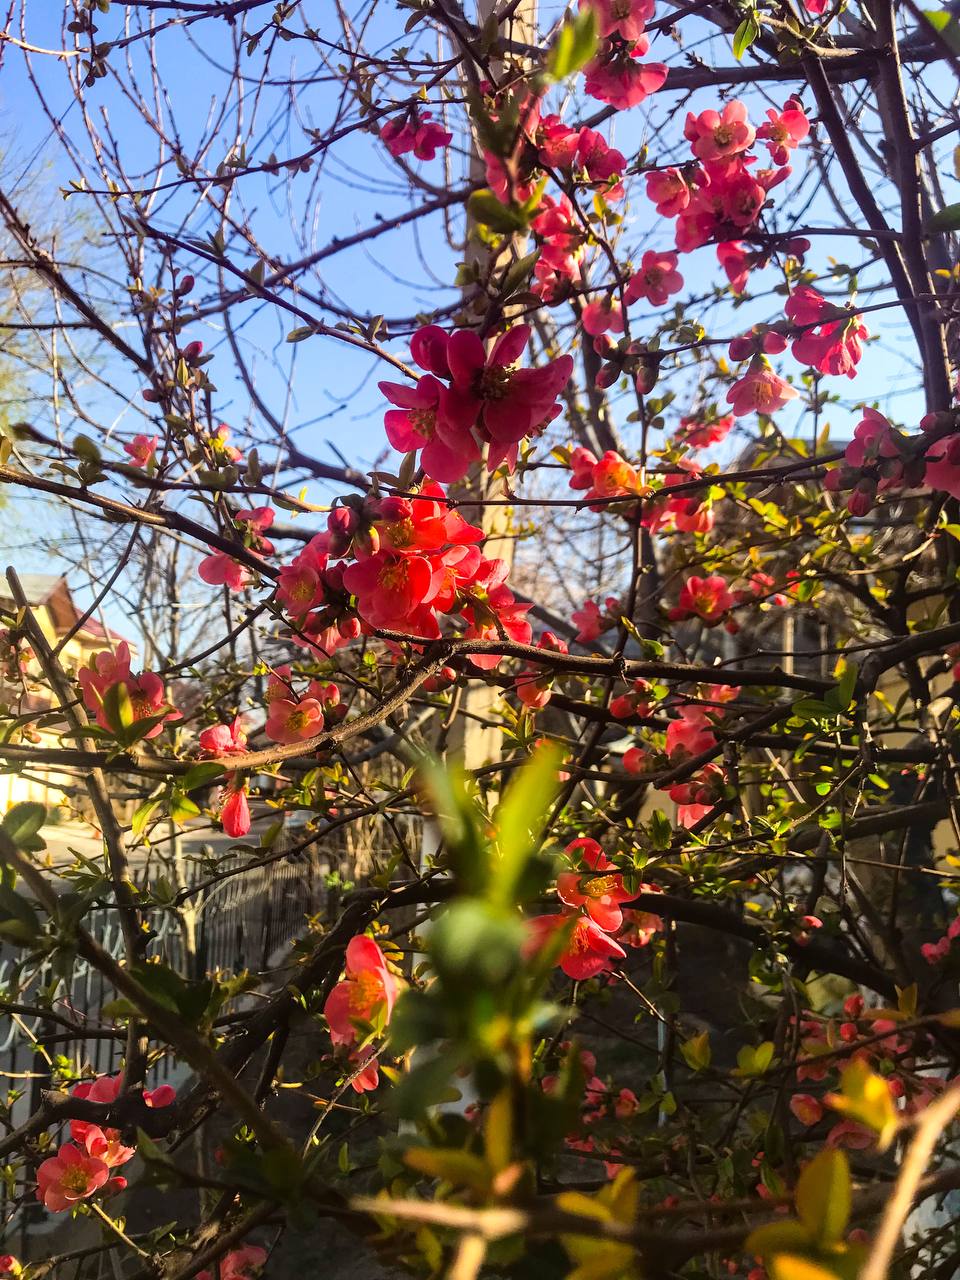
[[264, 696, 323, 744], [584, 41, 667, 109], [526, 913, 626, 980], [726, 362, 798, 417], [324, 935, 398, 1047], [199, 717, 247, 755], [685, 100, 755, 162], [646, 167, 691, 217], [668, 575, 735, 626], [624, 251, 683, 307], [556, 839, 634, 932], [220, 785, 251, 838], [37, 1143, 110, 1212], [123, 434, 157, 467]]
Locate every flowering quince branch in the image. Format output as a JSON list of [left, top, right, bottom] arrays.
[[5, 2, 960, 1278]]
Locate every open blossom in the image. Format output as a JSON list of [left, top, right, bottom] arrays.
[[581, 0, 655, 42], [677, 413, 734, 450], [666, 762, 724, 826], [584, 41, 667, 109], [757, 98, 810, 166], [665, 707, 717, 760], [324, 936, 397, 1048], [70, 1075, 174, 1169], [123, 433, 157, 467], [925, 435, 960, 498], [726, 362, 798, 417], [265, 696, 323, 744], [582, 296, 624, 337], [668, 575, 735, 626], [37, 1143, 110, 1212], [379, 374, 479, 484], [646, 167, 691, 218], [78, 643, 179, 740], [624, 251, 683, 307], [526, 913, 626, 980], [197, 1245, 268, 1280], [557, 838, 634, 932], [538, 114, 581, 168], [577, 128, 627, 199], [569, 447, 645, 508], [685, 100, 755, 162], [381, 112, 451, 161]]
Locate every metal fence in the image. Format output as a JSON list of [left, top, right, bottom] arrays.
[[0, 843, 321, 1206]]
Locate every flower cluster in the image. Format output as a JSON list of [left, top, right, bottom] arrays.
[[528, 838, 632, 979], [199, 507, 275, 592], [581, 0, 667, 109], [78, 642, 180, 741], [37, 1075, 174, 1213], [380, 111, 451, 162], [785, 285, 868, 379], [380, 323, 573, 484]]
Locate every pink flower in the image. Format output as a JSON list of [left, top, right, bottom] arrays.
[[685, 100, 755, 162], [665, 708, 717, 760], [198, 552, 251, 592], [220, 785, 251, 838], [716, 241, 751, 295], [36, 1143, 109, 1212], [622, 745, 649, 775], [537, 114, 581, 168], [584, 42, 667, 109], [668, 575, 734, 626], [577, 129, 627, 199], [380, 374, 480, 483], [526, 914, 626, 980], [624, 251, 684, 309], [197, 1245, 268, 1280], [845, 409, 900, 468], [793, 315, 868, 378], [123, 434, 157, 467], [381, 113, 451, 161], [609, 678, 652, 719], [581, 0, 654, 42], [277, 561, 325, 614], [646, 167, 690, 217], [556, 839, 634, 932], [515, 631, 568, 709], [582, 297, 624, 336], [924, 435, 960, 499], [78, 647, 179, 740], [347, 1050, 381, 1094], [572, 599, 604, 644], [757, 99, 810, 166], [264, 696, 323, 744], [324, 936, 397, 1047], [342, 550, 439, 631], [677, 413, 734, 450], [568, 447, 644, 507], [441, 324, 573, 453], [199, 717, 247, 756], [726, 363, 798, 417]]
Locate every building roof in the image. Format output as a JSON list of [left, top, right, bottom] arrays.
[[0, 574, 129, 645]]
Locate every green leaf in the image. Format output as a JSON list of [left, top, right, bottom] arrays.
[[923, 8, 960, 56], [131, 798, 161, 839], [733, 14, 760, 59], [182, 762, 226, 791], [501, 251, 539, 299], [927, 200, 960, 231], [547, 8, 597, 80], [466, 190, 529, 234], [680, 1031, 711, 1071], [492, 741, 562, 907], [795, 1148, 850, 1245], [2, 802, 47, 849], [103, 680, 134, 734]]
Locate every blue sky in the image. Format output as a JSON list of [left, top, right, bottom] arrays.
[[0, 2, 947, 641]]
